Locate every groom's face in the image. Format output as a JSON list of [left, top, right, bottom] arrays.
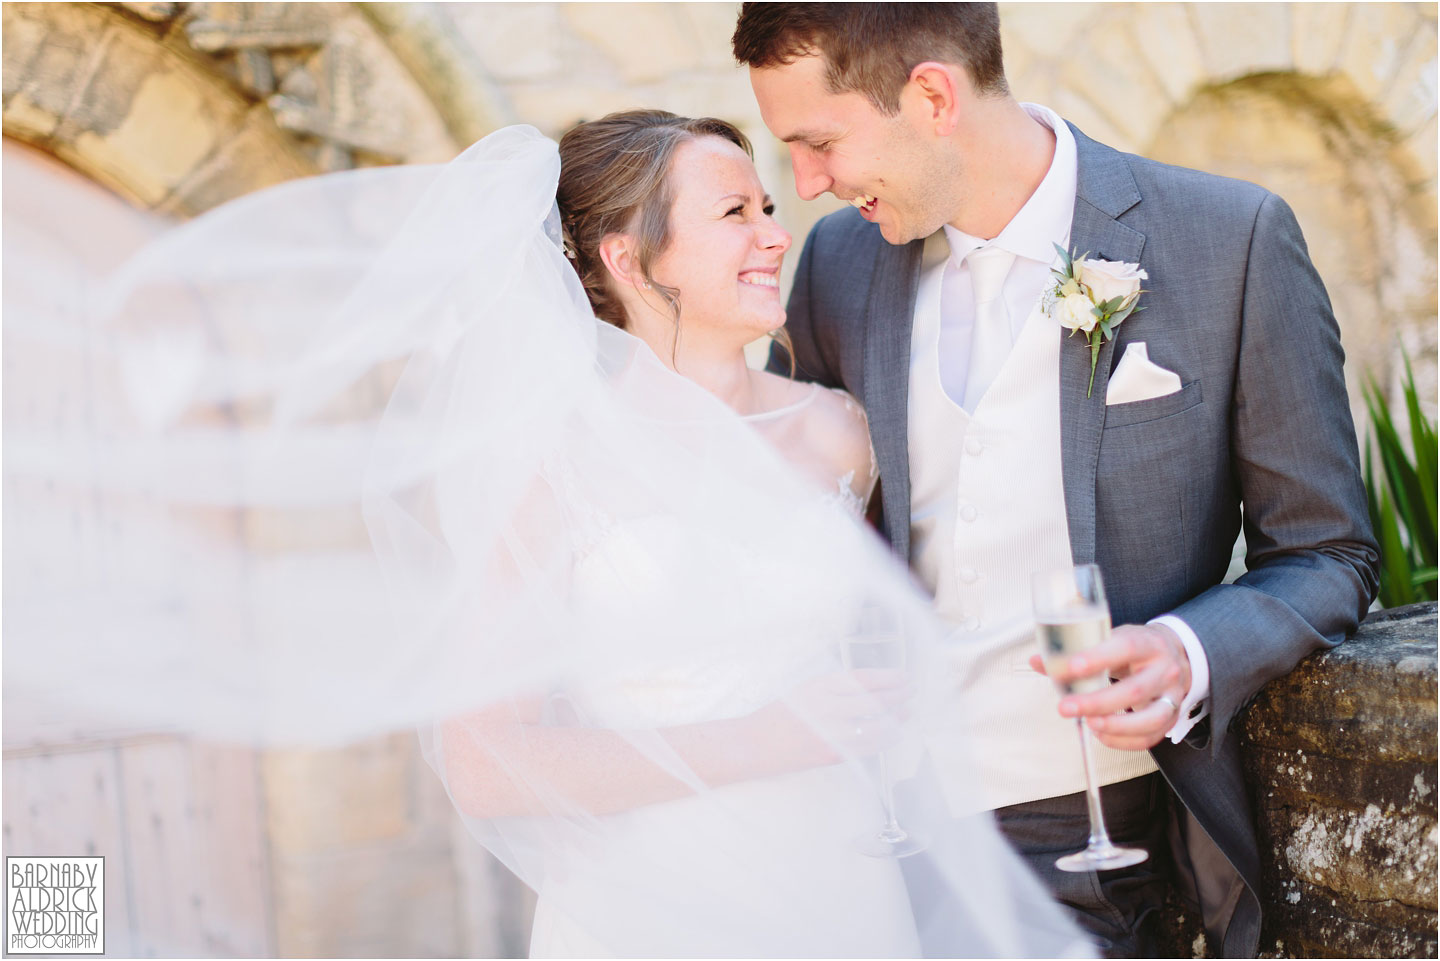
[[750, 55, 954, 245]]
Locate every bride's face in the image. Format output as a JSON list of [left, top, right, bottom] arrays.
[[649, 137, 791, 341]]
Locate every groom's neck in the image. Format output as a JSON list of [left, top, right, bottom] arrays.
[[945, 99, 1056, 240]]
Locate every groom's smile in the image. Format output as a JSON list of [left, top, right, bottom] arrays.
[[748, 55, 950, 245]]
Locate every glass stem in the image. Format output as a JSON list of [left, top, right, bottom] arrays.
[[1074, 718, 1113, 849], [876, 751, 905, 840]]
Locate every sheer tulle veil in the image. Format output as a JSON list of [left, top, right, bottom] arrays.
[[4, 124, 1090, 957]]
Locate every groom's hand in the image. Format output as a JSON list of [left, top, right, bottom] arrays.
[[1027, 623, 1190, 751]]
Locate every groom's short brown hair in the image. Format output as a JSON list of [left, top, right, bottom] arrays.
[[732, 3, 1008, 114]]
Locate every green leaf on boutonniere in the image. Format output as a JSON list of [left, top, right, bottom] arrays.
[[1053, 242, 1072, 272], [1087, 333, 1103, 397]]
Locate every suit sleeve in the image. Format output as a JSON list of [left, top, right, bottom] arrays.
[[1169, 191, 1380, 756], [767, 219, 840, 386]]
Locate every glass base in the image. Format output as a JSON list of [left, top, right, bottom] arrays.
[[1055, 842, 1148, 873], [853, 828, 929, 859]]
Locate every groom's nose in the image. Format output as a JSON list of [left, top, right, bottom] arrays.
[[787, 145, 833, 202]]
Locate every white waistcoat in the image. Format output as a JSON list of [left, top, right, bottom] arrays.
[[907, 257, 1157, 815]]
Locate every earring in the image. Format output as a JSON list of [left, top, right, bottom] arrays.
[[642, 281, 652, 289]]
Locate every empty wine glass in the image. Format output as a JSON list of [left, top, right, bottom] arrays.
[[842, 602, 927, 858]]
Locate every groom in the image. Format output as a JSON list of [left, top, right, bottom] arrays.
[[734, 4, 1378, 958]]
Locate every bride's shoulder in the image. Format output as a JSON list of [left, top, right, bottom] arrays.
[[755, 373, 872, 471]]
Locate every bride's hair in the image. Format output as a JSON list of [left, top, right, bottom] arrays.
[[556, 110, 752, 331]]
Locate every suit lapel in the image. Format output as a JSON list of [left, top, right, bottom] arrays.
[[1061, 124, 1147, 564], [862, 236, 924, 558]]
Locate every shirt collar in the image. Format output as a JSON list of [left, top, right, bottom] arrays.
[[942, 102, 1078, 267]]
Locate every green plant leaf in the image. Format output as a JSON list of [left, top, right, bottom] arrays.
[[1362, 358, 1439, 606], [1401, 353, 1437, 538], [1375, 480, 1416, 607]]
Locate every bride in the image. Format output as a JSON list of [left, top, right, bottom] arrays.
[[4, 111, 1087, 957], [435, 110, 915, 957]]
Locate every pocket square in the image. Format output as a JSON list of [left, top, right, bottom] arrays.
[[1106, 342, 1182, 405]]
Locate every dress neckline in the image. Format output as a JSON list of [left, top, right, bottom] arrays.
[[740, 382, 821, 421]]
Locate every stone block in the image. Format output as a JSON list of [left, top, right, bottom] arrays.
[[158, 106, 315, 216], [1053, 85, 1131, 153], [1400, 111, 1437, 185], [1336, 2, 1421, 103], [1240, 603, 1439, 959], [2, 2, 105, 122], [1292, 2, 1352, 76], [449, 2, 568, 83], [1059, 23, 1173, 147], [1129, 2, 1210, 106], [679, 2, 745, 70], [507, 81, 639, 137], [71, 69, 224, 207], [1191, 2, 1294, 82], [563, 3, 702, 86], [999, 2, 1101, 58], [1378, 34, 1438, 137]]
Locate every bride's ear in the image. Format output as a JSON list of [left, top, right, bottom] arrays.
[[597, 233, 647, 292]]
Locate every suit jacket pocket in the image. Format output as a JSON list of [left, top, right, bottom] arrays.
[[1103, 379, 1203, 429]]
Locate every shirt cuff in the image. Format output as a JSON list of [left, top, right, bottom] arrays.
[[1149, 614, 1210, 744]]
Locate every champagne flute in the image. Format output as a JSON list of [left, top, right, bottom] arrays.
[[842, 603, 927, 858], [1031, 564, 1149, 872]]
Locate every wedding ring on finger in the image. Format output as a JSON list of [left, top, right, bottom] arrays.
[[1155, 694, 1179, 715]]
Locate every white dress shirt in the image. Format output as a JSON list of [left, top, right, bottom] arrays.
[[933, 102, 1209, 743]]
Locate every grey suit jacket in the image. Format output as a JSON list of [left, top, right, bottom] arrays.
[[770, 124, 1380, 957]]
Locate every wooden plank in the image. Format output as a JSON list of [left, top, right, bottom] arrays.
[[117, 738, 273, 957], [2, 747, 136, 956]]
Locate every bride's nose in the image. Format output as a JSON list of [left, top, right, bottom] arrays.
[[758, 217, 791, 254]]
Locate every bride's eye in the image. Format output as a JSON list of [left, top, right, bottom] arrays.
[[726, 204, 745, 217], [763, 204, 775, 216]]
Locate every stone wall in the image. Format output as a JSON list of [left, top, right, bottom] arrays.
[[1159, 603, 1439, 958], [1239, 602, 1438, 959]]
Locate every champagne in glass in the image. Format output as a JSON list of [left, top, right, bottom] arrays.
[[1031, 564, 1149, 873], [842, 603, 927, 858]]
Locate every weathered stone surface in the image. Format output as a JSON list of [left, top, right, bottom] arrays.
[[1292, 2, 1352, 76], [1378, 31, 1438, 137], [1190, 3, 1293, 82], [1129, 3, 1210, 106], [1058, 22, 1171, 147], [1336, 2, 1426, 104], [1242, 603, 1439, 959], [1158, 604, 1437, 958]]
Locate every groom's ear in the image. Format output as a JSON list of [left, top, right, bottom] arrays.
[[597, 232, 644, 291], [904, 61, 966, 137]]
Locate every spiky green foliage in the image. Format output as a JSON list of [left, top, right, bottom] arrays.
[[1363, 353, 1437, 608]]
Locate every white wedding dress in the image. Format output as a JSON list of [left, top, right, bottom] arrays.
[[525, 388, 920, 958]]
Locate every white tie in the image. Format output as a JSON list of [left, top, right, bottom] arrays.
[[961, 245, 1016, 413]]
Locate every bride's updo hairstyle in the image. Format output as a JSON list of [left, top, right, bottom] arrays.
[[557, 109, 752, 330]]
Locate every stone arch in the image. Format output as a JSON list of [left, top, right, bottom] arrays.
[[1, 2, 472, 217], [1149, 70, 1436, 420]]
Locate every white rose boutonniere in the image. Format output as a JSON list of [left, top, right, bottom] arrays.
[[1044, 243, 1148, 396]]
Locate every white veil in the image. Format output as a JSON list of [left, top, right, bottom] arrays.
[[4, 125, 1090, 957]]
